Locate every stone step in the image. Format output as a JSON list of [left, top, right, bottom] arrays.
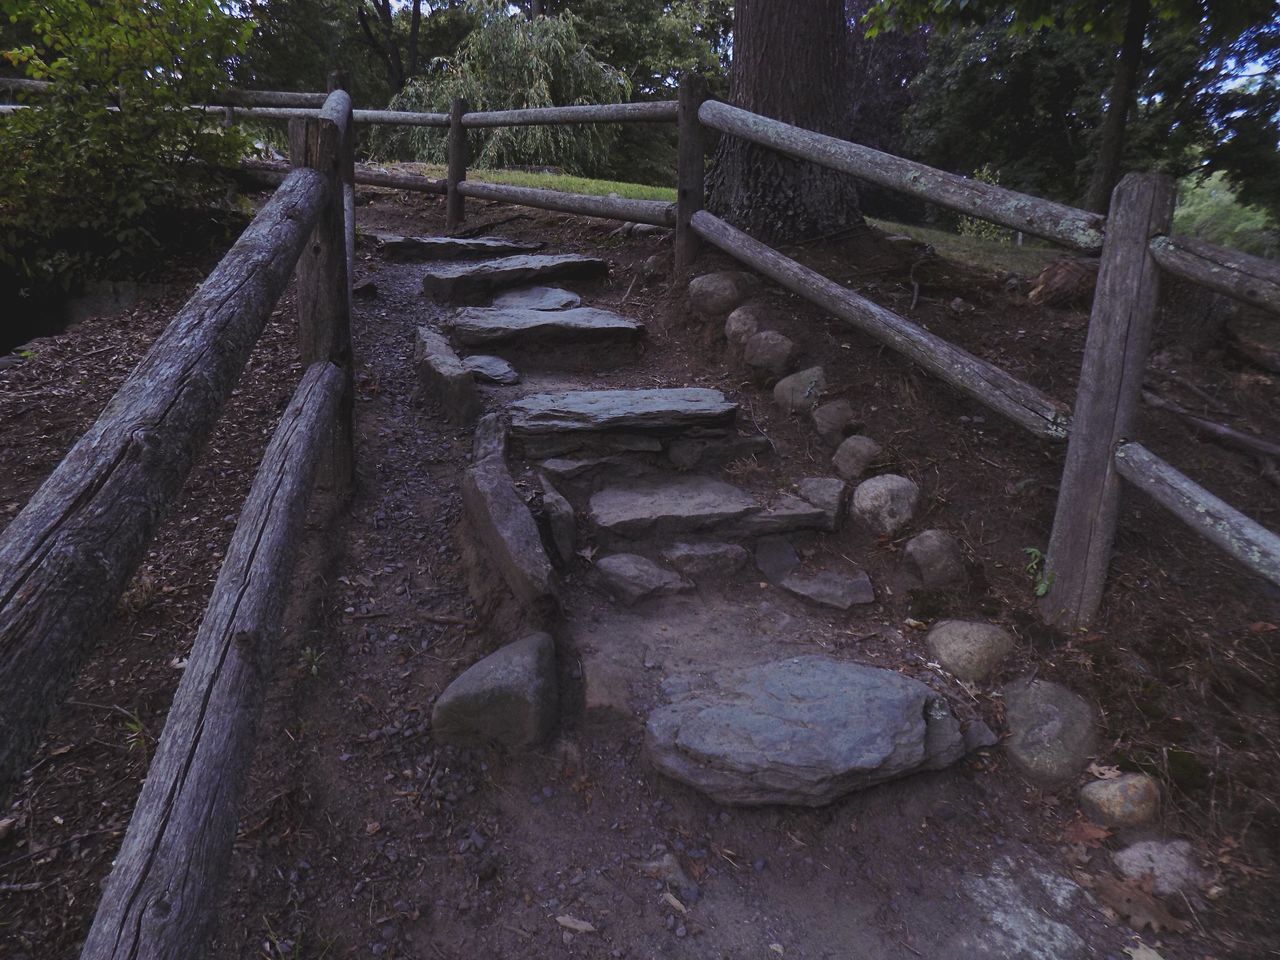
[[374, 233, 544, 261], [451, 306, 644, 347], [645, 657, 966, 806], [492, 286, 581, 310], [421, 254, 609, 303], [509, 388, 736, 436], [587, 474, 839, 543]]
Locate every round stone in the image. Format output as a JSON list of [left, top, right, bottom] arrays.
[[925, 620, 1014, 682], [832, 435, 882, 481], [1001, 678, 1098, 786], [851, 474, 920, 536], [1080, 773, 1159, 827]]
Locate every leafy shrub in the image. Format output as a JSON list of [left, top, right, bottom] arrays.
[[370, 2, 629, 176], [1173, 171, 1279, 258], [0, 0, 250, 288]]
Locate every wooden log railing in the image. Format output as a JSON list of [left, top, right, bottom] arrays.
[[0, 85, 356, 960]]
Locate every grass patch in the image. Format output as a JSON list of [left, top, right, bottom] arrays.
[[406, 163, 676, 202], [868, 217, 1060, 277]]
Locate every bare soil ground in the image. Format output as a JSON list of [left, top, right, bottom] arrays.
[[1, 183, 1278, 959]]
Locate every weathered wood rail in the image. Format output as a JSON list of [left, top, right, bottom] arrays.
[[0, 86, 357, 959]]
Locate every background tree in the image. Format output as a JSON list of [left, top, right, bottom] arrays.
[[708, 0, 864, 241], [869, 0, 1280, 213]]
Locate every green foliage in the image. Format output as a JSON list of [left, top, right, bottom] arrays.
[[1023, 546, 1054, 598], [956, 165, 1014, 242], [1173, 171, 1279, 258], [371, 2, 629, 175], [0, 0, 250, 287]]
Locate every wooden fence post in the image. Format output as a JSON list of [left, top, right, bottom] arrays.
[[289, 92, 356, 492], [1039, 172, 1175, 629], [447, 97, 468, 229], [328, 70, 357, 313], [675, 74, 707, 273]]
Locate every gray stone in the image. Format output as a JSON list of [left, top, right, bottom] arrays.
[[643, 254, 667, 279], [596, 554, 692, 605], [721, 494, 831, 538], [666, 435, 771, 470], [645, 656, 966, 806], [414, 327, 481, 425], [492, 285, 581, 310], [661, 542, 749, 580], [963, 719, 999, 752], [905, 529, 965, 588], [796, 477, 846, 530], [688, 270, 758, 317], [832, 435, 882, 481], [743, 330, 797, 377], [377, 234, 543, 261], [451, 306, 643, 347], [1080, 773, 1160, 828], [773, 366, 826, 414], [851, 474, 920, 536], [540, 456, 619, 484], [590, 476, 757, 540], [462, 354, 520, 385], [724, 306, 762, 351], [779, 568, 875, 610], [509, 388, 736, 436], [462, 460, 556, 610], [1113, 840, 1210, 898], [473, 413, 507, 463], [925, 620, 1014, 682], [1002, 678, 1098, 785], [539, 475, 576, 565], [421, 254, 608, 303], [811, 400, 856, 444], [432, 632, 557, 747], [755, 536, 800, 583]]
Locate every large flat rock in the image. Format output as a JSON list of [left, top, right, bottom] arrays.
[[377, 234, 543, 261], [590, 476, 758, 540], [590, 477, 837, 542], [492, 286, 581, 310], [451, 306, 644, 347], [645, 656, 965, 806], [421, 254, 608, 303], [414, 327, 481, 424], [461, 460, 557, 614], [509, 389, 737, 436]]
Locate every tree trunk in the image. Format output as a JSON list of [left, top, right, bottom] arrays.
[[708, 0, 862, 243], [1083, 0, 1150, 213]]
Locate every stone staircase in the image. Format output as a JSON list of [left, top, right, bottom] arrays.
[[401, 235, 1042, 809]]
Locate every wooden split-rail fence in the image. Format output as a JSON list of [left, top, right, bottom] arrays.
[[1, 73, 1279, 959]]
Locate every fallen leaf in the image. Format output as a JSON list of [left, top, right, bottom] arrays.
[[1124, 945, 1165, 960], [904, 618, 927, 630], [1087, 762, 1123, 780], [0, 817, 15, 842], [1061, 818, 1111, 847], [365, 821, 381, 835], [1094, 875, 1191, 934], [1248, 621, 1276, 634], [662, 892, 687, 914], [769, 945, 784, 956], [556, 915, 596, 934]]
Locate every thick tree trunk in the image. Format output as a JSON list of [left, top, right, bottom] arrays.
[[1083, 0, 1150, 213], [708, 0, 862, 243]]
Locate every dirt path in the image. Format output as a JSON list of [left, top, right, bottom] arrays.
[[207, 198, 1149, 960]]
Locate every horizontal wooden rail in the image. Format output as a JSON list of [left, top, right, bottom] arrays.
[[205, 104, 449, 126], [699, 99, 1106, 253], [1, 77, 327, 108], [1115, 442, 1280, 585], [461, 100, 678, 127], [1150, 234, 1280, 315], [80, 362, 344, 960], [239, 159, 447, 194], [458, 180, 676, 226], [692, 211, 1071, 438], [0, 167, 329, 806]]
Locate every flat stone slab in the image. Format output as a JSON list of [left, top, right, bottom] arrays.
[[591, 477, 836, 542], [421, 254, 608, 303], [462, 460, 556, 612], [451, 306, 643, 347], [645, 656, 965, 806], [414, 327, 481, 424], [509, 389, 737, 436], [377, 234, 543, 261], [462, 354, 520, 385], [779, 568, 875, 610], [492, 286, 581, 310], [596, 554, 692, 605]]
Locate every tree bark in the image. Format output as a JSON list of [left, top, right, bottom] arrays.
[[1083, 0, 1150, 213], [708, 0, 862, 242]]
